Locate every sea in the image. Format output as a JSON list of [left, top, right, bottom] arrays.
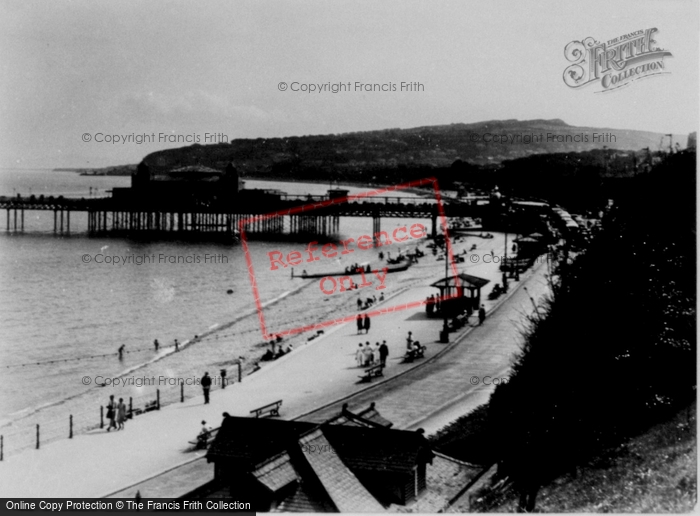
[[0, 169, 433, 452]]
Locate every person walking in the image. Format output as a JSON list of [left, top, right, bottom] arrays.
[[201, 372, 212, 404], [106, 395, 117, 432], [379, 340, 389, 367], [478, 304, 486, 325], [363, 314, 371, 334], [356, 314, 363, 334], [116, 398, 127, 430]]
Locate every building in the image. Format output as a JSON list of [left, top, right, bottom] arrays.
[[196, 404, 435, 511], [112, 162, 244, 208]]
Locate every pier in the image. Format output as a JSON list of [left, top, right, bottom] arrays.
[[0, 193, 489, 239]]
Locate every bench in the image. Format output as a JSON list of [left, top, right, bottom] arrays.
[[188, 428, 218, 450], [449, 314, 469, 331], [250, 399, 283, 418], [358, 363, 384, 382], [402, 345, 427, 363]]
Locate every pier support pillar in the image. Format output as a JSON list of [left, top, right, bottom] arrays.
[[372, 215, 381, 246]]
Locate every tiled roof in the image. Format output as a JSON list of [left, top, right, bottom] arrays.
[[208, 416, 432, 475], [322, 413, 362, 427], [207, 417, 315, 466], [320, 403, 394, 428], [354, 403, 394, 428], [323, 425, 433, 474], [252, 452, 299, 493], [298, 429, 385, 513], [430, 273, 490, 289], [273, 482, 336, 513]]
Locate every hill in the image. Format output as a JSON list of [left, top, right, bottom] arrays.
[[140, 119, 676, 178]]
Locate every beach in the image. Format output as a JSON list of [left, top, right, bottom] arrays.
[[0, 170, 466, 455], [0, 212, 534, 497]]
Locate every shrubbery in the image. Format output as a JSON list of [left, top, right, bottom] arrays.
[[433, 150, 696, 512]]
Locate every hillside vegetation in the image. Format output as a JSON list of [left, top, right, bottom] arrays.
[[141, 119, 671, 178], [431, 149, 696, 512]]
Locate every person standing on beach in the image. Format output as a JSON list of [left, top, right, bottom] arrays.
[[406, 331, 413, 351], [363, 314, 371, 334], [478, 304, 486, 325], [106, 395, 117, 432], [379, 341, 389, 367], [201, 372, 212, 404], [356, 314, 363, 334], [174, 339, 179, 352], [116, 398, 127, 430], [118, 345, 125, 360], [154, 339, 159, 351]]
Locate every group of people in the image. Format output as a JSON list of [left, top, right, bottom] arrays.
[[356, 341, 389, 367], [357, 293, 384, 311], [425, 295, 441, 315], [118, 336, 184, 360], [261, 343, 293, 361], [345, 263, 371, 274], [106, 394, 127, 431], [356, 313, 371, 334]]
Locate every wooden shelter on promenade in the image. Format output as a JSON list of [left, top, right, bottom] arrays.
[[429, 273, 490, 318]]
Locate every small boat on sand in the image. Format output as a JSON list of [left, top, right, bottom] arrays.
[[291, 260, 411, 279]]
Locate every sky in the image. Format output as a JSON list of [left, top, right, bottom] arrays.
[[0, 0, 697, 168]]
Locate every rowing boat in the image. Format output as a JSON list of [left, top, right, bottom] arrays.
[[291, 260, 411, 279]]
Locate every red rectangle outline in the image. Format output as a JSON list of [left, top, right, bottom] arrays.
[[239, 178, 462, 341]]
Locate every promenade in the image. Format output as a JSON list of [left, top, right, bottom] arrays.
[[0, 235, 550, 498]]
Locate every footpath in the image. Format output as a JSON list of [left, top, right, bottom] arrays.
[[0, 236, 549, 498]]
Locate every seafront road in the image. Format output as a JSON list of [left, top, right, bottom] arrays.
[[0, 236, 550, 498]]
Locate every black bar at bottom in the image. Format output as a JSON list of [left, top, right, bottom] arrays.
[[0, 499, 255, 513]]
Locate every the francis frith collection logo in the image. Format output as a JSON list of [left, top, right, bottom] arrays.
[[563, 28, 672, 93]]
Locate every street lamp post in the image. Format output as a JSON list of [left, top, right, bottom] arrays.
[[440, 232, 450, 343]]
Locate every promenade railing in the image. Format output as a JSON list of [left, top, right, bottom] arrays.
[[0, 371, 236, 460]]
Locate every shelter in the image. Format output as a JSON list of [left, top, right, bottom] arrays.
[[430, 273, 489, 317]]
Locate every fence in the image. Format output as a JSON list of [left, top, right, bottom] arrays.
[[0, 363, 241, 460]]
